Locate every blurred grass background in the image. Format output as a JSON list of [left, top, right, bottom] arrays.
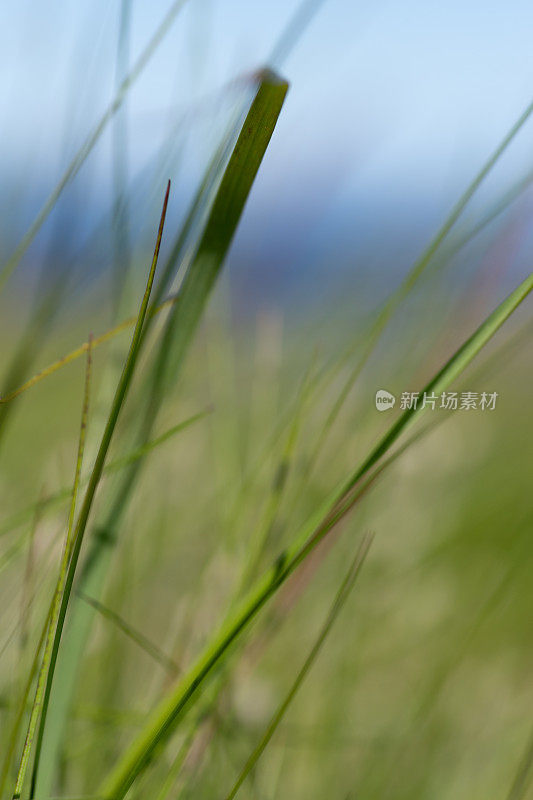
[[1, 2, 533, 799]]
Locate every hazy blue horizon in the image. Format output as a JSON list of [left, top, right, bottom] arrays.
[[2, 0, 533, 302]]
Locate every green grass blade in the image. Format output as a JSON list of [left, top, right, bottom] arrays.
[[11, 335, 93, 799], [103, 408, 212, 473], [380, 97, 533, 318], [154, 727, 197, 800], [305, 95, 533, 469], [237, 354, 318, 594], [270, 0, 330, 68], [24, 182, 170, 800], [78, 592, 180, 677], [111, 0, 133, 313], [1, 87, 531, 424], [0, 604, 51, 798], [0, 409, 209, 540], [223, 532, 373, 800], [507, 728, 533, 800], [33, 72, 287, 795], [29, 73, 287, 796], [76, 67, 289, 627], [99, 270, 532, 800], [153, 69, 290, 391], [0, 292, 178, 405], [0, 0, 187, 292]]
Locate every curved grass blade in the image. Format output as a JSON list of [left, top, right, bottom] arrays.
[[0, 603, 52, 797], [507, 728, 533, 800], [111, 0, 133, 313], [6, 140, 532, 410], [78, 592, 180, 677], [163, 417, 445, 800], [270, 0, 330, 68], [103, 408, 211, 473], [223, 532, 373, 800], [29, 73, 288, 795], [0, 0, 188, 292], [303, 95, 533, 473], [18, 182, 170, 800], [0, 409, 211, 539], [31, 75, 288, 798], [0, 292, 179, 406], [11, 334, 93, 799], [0, 48, 106, 447], [99, 270, 533, 800], [34, 76, 287, 794], [237, 353, 318, 594], [155, 727, 197, 800]]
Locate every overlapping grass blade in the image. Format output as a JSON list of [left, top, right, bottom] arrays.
[[304, 96, 533, 471], [237, 354, 318, 594], [10, 334, 93, 799], [31, 70, 289, 798], [0, 604, 51, 797], [5, 132, 532, 411], [0, 409, 210, 539], [223, 532, 373, 800], [111, 0, 133, 313], [21, 182, 170, 800], [99, 270, 532, 800], [270, 0, 330, 68], [0, 292, 178, 406], [0, 0, 188, 292], [78, 592, 180, 677]]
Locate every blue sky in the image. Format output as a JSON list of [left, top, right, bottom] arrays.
[[3, 0, 533, 183], [2, 0, 533, 281]]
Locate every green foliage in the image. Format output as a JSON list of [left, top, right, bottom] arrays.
[[1, 6, 532, 800]]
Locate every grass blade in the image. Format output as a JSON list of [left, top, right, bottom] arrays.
[[99, 270, 532, 800], [0, 604, 51, 798], [7, 126, 531, 411], [111, 0, 133, 313], [32, 71, 287, 789], [304, 95, 533, 470], [78, 592, 180, 677], [0, 0, 188, 292], [11, 334, 93, 799], [23, 181, 170, 800], [32, 73, 284, 799], [507, 728, 533, 800], [270, 0, 330, 68], [237, 355, 318, 594], [223, 532, 373, 800], [0, 409, 210, 539]]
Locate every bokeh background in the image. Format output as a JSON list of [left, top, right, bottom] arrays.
[[1, 2, 532, 799]]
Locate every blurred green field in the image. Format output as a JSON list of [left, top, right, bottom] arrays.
[[1, 267, 532, 799]]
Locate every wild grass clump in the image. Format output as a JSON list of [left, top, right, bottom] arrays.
[[1, 5, 533, 800]]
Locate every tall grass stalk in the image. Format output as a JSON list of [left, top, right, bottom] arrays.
[[78, 592, 180, 677], [0, 1, 187, 292], [223, 531, 374, 800], [31, 71, 289, 798], [304, 95, 533, 473], [99, 270, 533, 799], [23, 182, 170, 799], [507, 728, 533, 800], [5, 123, 531, 413], [11, 335, 93, 798], [0, 409, 210, 542]]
